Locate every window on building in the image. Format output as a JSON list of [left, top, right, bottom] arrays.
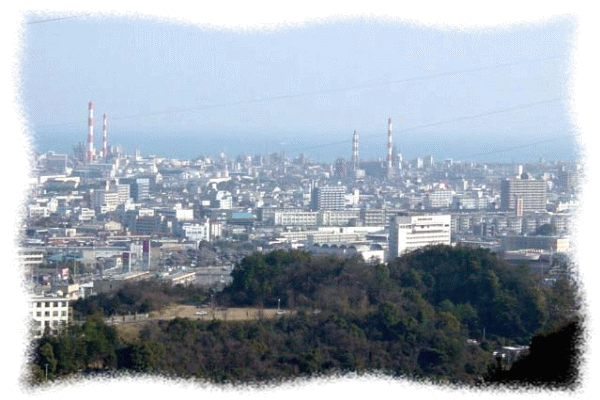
[[44, 311, 49, 317]]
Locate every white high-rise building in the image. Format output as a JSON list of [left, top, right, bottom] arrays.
[[388, 214, 451, 260]]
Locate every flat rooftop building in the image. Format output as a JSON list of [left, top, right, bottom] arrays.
[[28, 295, 70, 338], [310, 186, 346, 211], [388, 214, 451, 260], [501, 176, 546, 212]]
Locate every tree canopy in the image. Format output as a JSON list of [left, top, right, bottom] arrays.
[[31, 246, 579, 385]]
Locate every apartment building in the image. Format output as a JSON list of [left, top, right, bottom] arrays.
[[310, 185, 346, 211], [500, 176, 546, 212]]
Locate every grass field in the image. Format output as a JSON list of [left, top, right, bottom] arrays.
[[115, 305, 294, 343]]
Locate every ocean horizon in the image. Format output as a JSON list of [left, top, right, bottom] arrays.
[[29, 130, 581, 165]]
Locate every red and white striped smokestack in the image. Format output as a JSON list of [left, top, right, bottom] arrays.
[[102, 113, 107, 158], [387, 117, 393, 170], [352, 130, 359, 170], [87, 101, 95, 163]]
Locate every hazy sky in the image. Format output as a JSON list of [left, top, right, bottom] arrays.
[[6, 3, 600, 400], [22, 15, 576, 160]]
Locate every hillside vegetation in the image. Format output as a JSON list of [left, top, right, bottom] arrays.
[[30, 246, 578, 385]]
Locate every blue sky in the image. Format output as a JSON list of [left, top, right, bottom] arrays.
[[22, 15, 576, 161], [5, 3, 600, 399]]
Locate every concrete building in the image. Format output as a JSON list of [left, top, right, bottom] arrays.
[[310, 185, 346, 211], [181, 220, 211, 242], [130, 178, 150, 202], [156, 207, 194, 222], [29, 295, 70, 338], [318, 209, 360, 226], [276, 226, 383, 244], [132, 215, 171, 235], [388, 214, 451, 260], [28, 204, 50, 219], [500, 176, 546, 212], [20, 247, 46, 283], [361, 208, 388, 226], [557, 166, 580, 192], [307, 242, 385, 263], [163, 271, 197, 286], [116, 183, 131, 204], [500, 235, 569, 253], [274, 211, 318, 226], [522, 215, 538, 234], [44, 153, 69, 174], [76, 208, 96, 222], [424, 155, 434, 168], [93, 271, 151, 294], [424, 189, 453, 209], [452, 194, 489, 210], [203, 190, 233, 210], [91, 189, 121, 212], [259, 207, 298, 225]]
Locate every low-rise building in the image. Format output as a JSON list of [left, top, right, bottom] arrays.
[[181, 220, 211, 242], [28, 295, 70, 338], [93, 271, 151, 294], [273, 211, 318, 226], [307, 242, 385, 263], [500, 235, 569, 253], [162, 271, 197, 286]]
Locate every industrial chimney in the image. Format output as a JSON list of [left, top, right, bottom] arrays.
[[386, 117, 393, 178], [102, 113, 108, 159], [352, 130, 359, 171], [87, 101, 95, 163]]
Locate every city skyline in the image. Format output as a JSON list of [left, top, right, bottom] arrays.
[[7, 3, 598, 399], [23, 14, 578, 164]]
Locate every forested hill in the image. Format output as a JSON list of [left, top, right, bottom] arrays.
[[31, 246, 577, 384], [220, 245, 575, 343]]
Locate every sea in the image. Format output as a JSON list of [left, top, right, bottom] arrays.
[[28, 130, 582, 165]]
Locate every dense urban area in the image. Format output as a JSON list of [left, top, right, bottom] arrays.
[[23, 114, 580, 386]]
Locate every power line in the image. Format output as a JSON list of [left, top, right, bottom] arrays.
[[461, 134, 574, 160], [32, 55, 565, 129], [293, 131, 575, 163], [403, 97, 564, 132], [27, 14, 91, 24], [289, 97, 565, 152], [110, 55, 563, 122]]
